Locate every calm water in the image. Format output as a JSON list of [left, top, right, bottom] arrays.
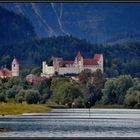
[[0, 109, 140, 137]]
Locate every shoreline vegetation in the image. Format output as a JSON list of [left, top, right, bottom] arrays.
[[0, 102, 132, 116], [0, 102, 51, 116], [0, 70, 140, 114]]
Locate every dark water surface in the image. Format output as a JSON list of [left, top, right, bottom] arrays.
[[0, 109, 140, 137]]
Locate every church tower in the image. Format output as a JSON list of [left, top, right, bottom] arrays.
[[12, 58, 19, 77]]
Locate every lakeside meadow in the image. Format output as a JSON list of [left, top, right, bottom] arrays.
[[0, 102, 51, 115]]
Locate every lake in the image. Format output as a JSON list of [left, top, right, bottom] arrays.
[[0, 109, 140, 137]]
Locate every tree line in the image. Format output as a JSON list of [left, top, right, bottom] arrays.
[[0, 69, 139, 108]]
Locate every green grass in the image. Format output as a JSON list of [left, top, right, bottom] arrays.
[[0, 102, 51, 115]]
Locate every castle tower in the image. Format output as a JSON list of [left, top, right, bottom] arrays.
[[42, 61, 46, 73], [12, 58, 19, 77], [74, 51, 83, 71]]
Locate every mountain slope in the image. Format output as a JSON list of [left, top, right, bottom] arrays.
[[0, 3, 140, 44], [0, 6, 36, 45]]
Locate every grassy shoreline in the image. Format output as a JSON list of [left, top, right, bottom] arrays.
[[0, 102, 133, 116], [0, 102, 51, 115]]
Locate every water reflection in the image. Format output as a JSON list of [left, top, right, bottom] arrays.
[[0, 109, 140, 137]]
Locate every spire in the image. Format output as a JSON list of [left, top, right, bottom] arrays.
[[12, 57, 19, 64], [76, 51, 83, 61]]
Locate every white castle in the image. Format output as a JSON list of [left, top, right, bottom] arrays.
[[41, 51, 103, 78]]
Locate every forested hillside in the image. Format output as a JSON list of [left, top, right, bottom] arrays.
[[0, 36, 139, 77], [0, 6, 36, 45]]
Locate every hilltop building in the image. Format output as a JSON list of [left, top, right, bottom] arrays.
[[41, 51, 103, 78], [0, 58, 19, 78]]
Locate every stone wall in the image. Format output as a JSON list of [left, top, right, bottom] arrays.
[[58, 67, 80, 75]]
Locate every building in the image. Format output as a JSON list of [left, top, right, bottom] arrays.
[[26, 74, 46, 84], [0, 68, 12, 78], [41, 51, 103, 78], [0, 58, 19, 78], [12, 58, 19, 77]]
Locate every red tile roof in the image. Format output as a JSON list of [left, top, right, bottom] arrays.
[[26, 74, 46, 83], [0, 68, 12, 77], [94, 54, 101, 60], [83, 59, 99, 65], [51, 52, 102, 66]]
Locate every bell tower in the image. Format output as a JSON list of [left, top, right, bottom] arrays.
[[12, 58, 19, 77]]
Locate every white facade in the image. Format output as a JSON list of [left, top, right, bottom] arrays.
[[41, 52, 103, 77], [12, 58, 19, 77]]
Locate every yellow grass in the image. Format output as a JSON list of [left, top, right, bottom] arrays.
[[0, 102, 51, 115]]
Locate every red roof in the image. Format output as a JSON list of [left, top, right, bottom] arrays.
[[0, 68, 12, 77], [26, 74, 46, 83], [51, 52, 102, 66], [94, 54, 101, 60], [83, 59, 99, 65]]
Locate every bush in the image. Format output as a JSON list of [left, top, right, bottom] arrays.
[[25, 90, 41, 104], [15, 89, 26, 103], [124, 93, 137, 108], [74, 97, 85, 108], [0, 93, 6, 102]]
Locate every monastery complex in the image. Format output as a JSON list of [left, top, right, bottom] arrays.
[[41, 51, 103, 78]]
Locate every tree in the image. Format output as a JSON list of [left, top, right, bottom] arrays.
[[117, 75, 134, 104], [54, 82, 82, 106], [105, 67, 119, 77], [20, 68, 31, 78], [101, 75, 134, 105], [15, 89, 26, 103], [34, 78, 52, 103], [74, 97, 85, 108], [124, 92, 137, 108], [124, 80, 140, 108], [101, 78, 118, 104], [79, 69, 92, 85], [92, 69, 106, 99], [6, 85, 22, 100], [0, 55, 11, 68], [50, 77, 69, 94], [31, 67, 42, 76], [85, 83, 97, 106], [25, 89, 41, 104], [0, 93, 6, 102]]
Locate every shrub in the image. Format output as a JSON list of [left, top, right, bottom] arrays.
[[25, 90, 41, 104]]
